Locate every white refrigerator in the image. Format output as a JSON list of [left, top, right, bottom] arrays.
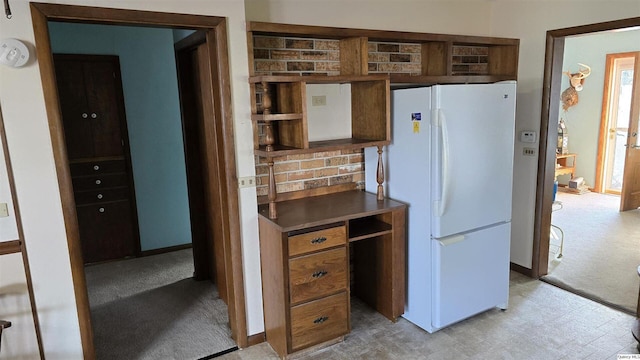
[[365, 82, 516, 332]]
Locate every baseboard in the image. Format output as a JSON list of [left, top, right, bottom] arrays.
[[246, 332, 265, 347], [510, 262, 533, 278], [139, 243, 192, 257]]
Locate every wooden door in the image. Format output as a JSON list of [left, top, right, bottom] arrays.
[[620, 52, 640, 211], [54, 54, 138, 263], [175, 32, 228, 302], [55, 55, 126, 159]]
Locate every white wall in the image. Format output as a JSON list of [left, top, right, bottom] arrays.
[[491, 1, 640, 268], [245, 0, 492, 35], [1, 121, 39, 359], [0, 1, 259, 358], [560, 30, 640, 187]]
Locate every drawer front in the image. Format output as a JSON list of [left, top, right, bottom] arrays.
[[290, 292, 349, 351], [289, 247, 347, 304], [72, 173, 128, 191], [70, 160, 126, 176], [76, 201, 136, 263], [74, 187, 130, 205], [288, 226, 346, 257]]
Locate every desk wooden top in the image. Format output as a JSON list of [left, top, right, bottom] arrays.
[[257, 190, 406, 232]]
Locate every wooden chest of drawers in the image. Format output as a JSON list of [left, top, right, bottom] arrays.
[[69, 158, 138, 263], [258, 191, 406, 358]]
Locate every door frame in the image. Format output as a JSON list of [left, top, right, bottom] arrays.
[[30, 3, 247, 358], [532, 16, 640, 278]]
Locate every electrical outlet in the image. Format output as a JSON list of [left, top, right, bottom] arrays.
[[523, 147, 536, 156], [239, 176, 256, 188], [311, 95, 326, 106]]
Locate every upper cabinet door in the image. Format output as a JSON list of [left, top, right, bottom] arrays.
[[54, 55, 126, 159]]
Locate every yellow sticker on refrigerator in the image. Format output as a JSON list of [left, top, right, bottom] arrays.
[[412, 112, 421, 134]]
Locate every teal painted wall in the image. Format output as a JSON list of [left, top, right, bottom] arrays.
[[49, 22, 192, 251]]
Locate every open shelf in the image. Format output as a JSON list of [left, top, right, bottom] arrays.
[[349, 216, 393, 242]]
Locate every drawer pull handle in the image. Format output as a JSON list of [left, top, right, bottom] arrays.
[[93, 165, 100, 171], [313, 316, 328, 324], [97, 194, 103, 200], [82, 113, 88, 119], [98, 207, 105, 213], [310, 237, 327, 244], [91, 113, 97, 119], [312, 270, 327, 278], [95, 179, 102, 185]]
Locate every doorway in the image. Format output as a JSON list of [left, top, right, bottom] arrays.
[[30, 3, 247, 358], [533, 17, 640, 279]]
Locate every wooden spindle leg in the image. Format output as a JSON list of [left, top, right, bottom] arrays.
[[262, 81, 275, 152], [262, 81, 272, 115], [267, 157, 277, 219], [263, 121, 275, 152], [376, 146, 384, 201]]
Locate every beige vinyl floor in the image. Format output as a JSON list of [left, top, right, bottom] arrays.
[[221, 271, 638, 360]]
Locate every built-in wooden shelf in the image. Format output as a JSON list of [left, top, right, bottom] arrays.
[[348, 217, 393, 242]]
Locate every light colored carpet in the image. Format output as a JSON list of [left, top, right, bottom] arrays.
[[544, 191, 640, 315], [84, 248, 236, 360]]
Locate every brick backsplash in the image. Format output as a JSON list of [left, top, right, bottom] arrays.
[[254, 150, 365, 197], [251, 35, 489, 197]]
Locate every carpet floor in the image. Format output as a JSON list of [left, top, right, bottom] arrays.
[[84, 248, 236, 360], [544, 191, 640, 315]]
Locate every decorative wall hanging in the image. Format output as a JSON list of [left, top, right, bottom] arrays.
[[561, 63, 591, 111]]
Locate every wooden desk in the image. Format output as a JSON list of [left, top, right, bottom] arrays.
[[555, 153, 577, 179], [257, 190, 406, 358]]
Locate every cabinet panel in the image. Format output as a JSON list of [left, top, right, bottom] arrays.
[[76, 201, 136, 263], [54, 55, 126, 159], [290, 292, 349, 351], [69, 159, 126, 176], [54, 59, 93, 159], [289, 247, 348, 304], [73, 187, 130, 205], [82, 60, 126, 157], [71, 172, 127, 191]]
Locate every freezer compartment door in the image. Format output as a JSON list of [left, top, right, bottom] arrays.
[[431, 222, 510, 330]]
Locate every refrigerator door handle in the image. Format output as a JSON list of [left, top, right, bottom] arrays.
[[437, 234, 465, 246], [438, 109, 451, 217]]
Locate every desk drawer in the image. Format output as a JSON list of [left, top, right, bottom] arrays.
[[290, 292, 348, 351], [289, 247, 347, 304], [288, 226, 346, 257]]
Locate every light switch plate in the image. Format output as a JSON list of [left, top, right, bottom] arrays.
[[0, 203, 8, 217], [520, 131, 537, 143]]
